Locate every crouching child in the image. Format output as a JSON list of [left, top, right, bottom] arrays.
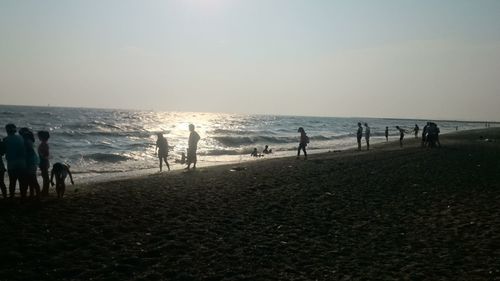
[[50, 163, 74, 198]]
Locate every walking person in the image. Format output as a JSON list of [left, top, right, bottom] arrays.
[[364, 123, 370, 150], [396, 126, 407, 148], [186, 124, 200, 170], [385, 126, 389, 142], [155, 133, 170, 172], [356, 122, 363, 151], [296, 127, 309, 159], [3, 124, 27, 198]]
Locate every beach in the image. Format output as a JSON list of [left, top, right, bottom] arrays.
[[1, 128, 499, 280]]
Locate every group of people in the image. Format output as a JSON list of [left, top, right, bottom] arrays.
[[155, 124, 200, 171], [0, 124, 73, 199], [251, 145, 273, 157], [355, 122, 440, 150]]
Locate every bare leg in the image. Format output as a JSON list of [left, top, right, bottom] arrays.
[[163, 157, 170, 171]]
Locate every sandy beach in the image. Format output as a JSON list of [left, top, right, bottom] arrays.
[[1, 128, 499, 280]]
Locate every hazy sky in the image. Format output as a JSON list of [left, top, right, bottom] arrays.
[[1, 0, 500, 120]]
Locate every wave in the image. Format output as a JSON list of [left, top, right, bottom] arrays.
[[198, 149, 244, 156], [85, 153, 131, 163]]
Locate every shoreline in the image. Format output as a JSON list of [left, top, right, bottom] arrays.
[[1, 127, 499, 280]]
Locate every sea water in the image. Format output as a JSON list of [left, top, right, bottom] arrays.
[[0, 105, 489, 182]]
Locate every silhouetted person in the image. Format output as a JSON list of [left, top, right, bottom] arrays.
[[251, 148, 260, 157], [37, 131, 50, 196], [396, 126, 407, 147], [0, 139, 7, 198], [3, 124, 27, 198], [155, 133, 170, 172], [19, 128, 40, 198], [385, 126, 389, 142], [262, 145, 272, 154], [186, 124, 200, 170], [297, 127, 308, 159], [175, 152, 186, 164], [427, 122, 441, 148], [413, 124, 419, 138], [356, 122, 363, 151], [421, 122, 429, 147], [364, 123, 370, 150], [50, 162, 74, 198]]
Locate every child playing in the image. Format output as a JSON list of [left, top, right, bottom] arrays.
[[50, 162, 74, 198], [37, 131, 50, 196], [155, 133, 170, 172]]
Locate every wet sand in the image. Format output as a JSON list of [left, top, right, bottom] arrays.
[[1, 128, 500, 280]]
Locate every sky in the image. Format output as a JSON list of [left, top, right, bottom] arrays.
[[1, 0, 500, 121]]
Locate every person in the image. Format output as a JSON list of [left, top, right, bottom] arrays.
[[364, 123, 370, 150], [251, 148, 260, 157], [262, 145, 272, 154], [0, 139, 7, 198], [3, 124, 27, 198], [421, 122, 429, 147], [395, 126, 407, 147], [413, 124, 419, 138], [155, 133, 170, 172], [186, 124, 200, 170], [19, 128, 40, 198], [385, 126, 389, 142], [356, 122, 363, 151], [37, 131, 50, 196], [50, 162, 74, 198], [427, 122, 441, 148], [297, 127, 308, 159], [175, 151, 186, 164]]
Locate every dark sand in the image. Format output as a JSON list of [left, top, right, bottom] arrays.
[[1, 128, 500, 280]]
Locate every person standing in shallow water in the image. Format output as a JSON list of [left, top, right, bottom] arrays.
[[413, 124, 419, 138], [385, 126, 389, 142], [364, 123, 370, 150], [356, 122, 363, 151], [4, 124, 27, 198], [296, 127, 308, 159], [155, 133, 170, 172], [186, 124, 200, 170]]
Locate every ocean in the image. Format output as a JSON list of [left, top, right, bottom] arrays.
[[0, 105, 490, 182]]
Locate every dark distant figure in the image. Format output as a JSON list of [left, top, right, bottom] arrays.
[[19, 128, 40, 198], [186, 124, 200, 170], [427, 122, 441, 148], [455, 126, 458, 131], [385, 126, 389, 142], [396, 126, 407, 147], [0, 139, 7, 198], [297, 127, 308, 159], [155, 133, 170, 172], [413, 124, 419, 138], [3, 124, 27, 198], [356, 122, 363, 151], [364, 123, 370, 150], [37, 131, 50, 196], [262, 145, 272, 154], [251, 148, 259, 157], [51, 163, 74, 198], [175, 152, 186, 165], [421, 122, 429, 147]]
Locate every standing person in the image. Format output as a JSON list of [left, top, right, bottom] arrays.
[[186, 124, 200, 170], [155, 133, 170, 172], [297, 127, 308, 159], [356, 122, 363, 151], [50, 162, 74, 198], [364, 123, 370, 150], [3, 124, 27, 198], [19, 128, 40, 198], [421, 122, 429, 147], [413, 124, 420, 138], [385, 126, 389, 142], [37, 131, 50, 196], [396, 126, 407, 148], [0, 139, 7, 198]]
